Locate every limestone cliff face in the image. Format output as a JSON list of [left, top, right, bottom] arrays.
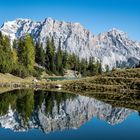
[[0, 95, 133, 133], [1, 18, 140, 69]]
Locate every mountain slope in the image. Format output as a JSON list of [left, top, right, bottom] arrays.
[[1, 18, 140, 69]]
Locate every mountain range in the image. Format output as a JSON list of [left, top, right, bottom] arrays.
[[0, 17, 140, 69]]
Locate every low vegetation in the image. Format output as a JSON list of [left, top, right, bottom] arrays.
[[0, 67, 140, 92], [62, 68, 140, 92]]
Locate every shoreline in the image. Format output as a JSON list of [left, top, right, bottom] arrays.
[[1, 67, 140, 94]]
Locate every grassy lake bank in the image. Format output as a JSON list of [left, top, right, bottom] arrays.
[[0, 68, 140, 94], [62, 68, 140, 92]]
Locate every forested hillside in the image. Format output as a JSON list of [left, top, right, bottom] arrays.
[[0, 31, 102, 78]]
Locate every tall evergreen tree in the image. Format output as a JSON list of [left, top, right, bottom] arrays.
[[56, 40, 63, 74], [0, 32, 13, 73], [17, 35, 35, 72], [105, 64, 110, 72], [45, 38, 56, 72], [0, 31, 3, 45], [50, 37, 56, 72], [98, 61, 102, 74], [80, 58, 88, 76], [62, 50, 68, 69], [88, 57, 95, 75], [35, 42, 45, 67]]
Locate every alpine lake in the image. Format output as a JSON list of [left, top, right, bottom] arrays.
[[0, 88, 140, 140]]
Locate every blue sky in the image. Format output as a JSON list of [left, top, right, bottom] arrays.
[[0, 0, 140, 41]]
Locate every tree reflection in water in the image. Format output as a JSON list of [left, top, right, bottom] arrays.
[[0, 89, 137, 133]]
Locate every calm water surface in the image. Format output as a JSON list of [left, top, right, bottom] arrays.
[[0, 89, 139, 140]]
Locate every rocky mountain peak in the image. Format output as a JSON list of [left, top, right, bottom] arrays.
[[108, 28, 127, 37]]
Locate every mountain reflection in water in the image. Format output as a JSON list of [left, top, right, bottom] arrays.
[[0, 89, 135, 134]]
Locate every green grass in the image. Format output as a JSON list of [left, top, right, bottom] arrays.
[[1, 68, 140, 92], [62, 68, 140, 92]]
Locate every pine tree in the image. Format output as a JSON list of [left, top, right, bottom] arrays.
[[50, 37, 56, 72], [98, 61, 102, 74], [56, 40, 63, 74], [105, 64, 109, 72], [2, 36, 11, 52], [35, 42, 45, 67], [73, 54, 78, 71], [92, 60, 98, 75], [11, 48, 18, 64], [35, 42, 40, 64], [88, 57, 95, 75], [80, 58, 88, 76], [17, 34, 35, 72], [62, 50, 68, 69], [0, 32, 13, 73], [40, 44, 46, 67], [0, 31, 3, 45], [45, 38, 56, 72]]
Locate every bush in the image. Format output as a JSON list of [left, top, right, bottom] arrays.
[[32, 68, 43, 79], [11, 64, 29, 78]]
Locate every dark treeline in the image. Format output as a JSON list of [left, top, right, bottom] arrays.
[[35, 38, 102, 76], [0, 31, 102, 78]]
